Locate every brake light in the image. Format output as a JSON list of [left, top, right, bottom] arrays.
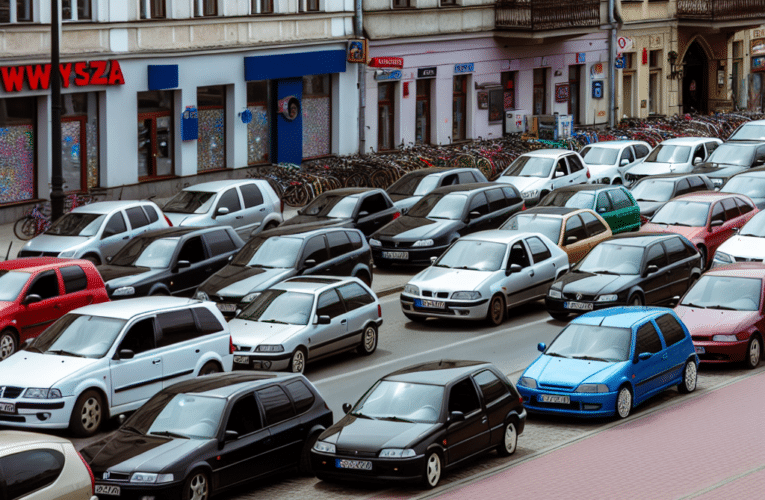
[[76, 450, 95, 495], [378, 304, 382, 318], [586, 168, 591, 179], [280, 198, 285, 214], [392, 211, 401, 220], [519, 396, 524, 404], [164, 214, 173, 227], [521, 203, 526, 211], [640, 215, 649, 225], [229, 335, 234, 355]]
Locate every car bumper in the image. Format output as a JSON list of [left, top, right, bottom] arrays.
[[372, 245, 450, 266], [0, 395, 75, 429], [232, 351, 292, 371], [517, 386, 618, 418], [93, 480, 184, 500], [400, 294, 490, 320], [312, 451, 425, 484], [693, 339, 749, 364], [545, 297, 626, 315]]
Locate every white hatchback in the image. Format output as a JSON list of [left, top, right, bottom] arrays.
[[579, 140, 652, 185], [624, 137, 722, 185]]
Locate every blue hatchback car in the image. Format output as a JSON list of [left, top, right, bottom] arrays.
[[517, 307, 699, 419]]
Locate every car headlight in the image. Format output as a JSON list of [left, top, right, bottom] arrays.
[[255, 344, 284, 352], [370, 238, 381, 247], [404, 284, 419, 296], [242, 292, 261, 303], [412, 239, 434, 247], [575, 384, 609, 393], [517, 377, 537, 389], [379, 448, 416, 458], [711, 177, 724, 186], [194, 291, 209, 301], [712, 334, 739, 342], [313, 441, 336, 454], [548, 289, 562, 299], [451, 291, 481, 300], [23, 388, 62, 399], [130, 472, 174, 484], [596, 294, 618, 302], [521, 189, 539, 199], [112, 286, 135, 297], [713, 252, 733, 263], [58, 249, 77, 258]]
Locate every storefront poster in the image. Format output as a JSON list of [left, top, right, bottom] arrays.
[[347, 39, 368, 64], [752, 39, 765, 57], [753, 56, 765, 72], [477, 92, 489, 109], [555, 83, 570, 103]]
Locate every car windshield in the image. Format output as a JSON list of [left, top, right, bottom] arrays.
[[434, 240, 507, 272], [30, 314, 126, 358], [45, 213, 104, 237], [501, 156, 554, 178], [681, 275, 761, 311], [706, 144, 755, 166], [110, 237, 179, 268], [580, 146, 619, 165], [408, 193, 467, 220], [163, 191, 216, 214], [729, 124, 765, 141], [644, 144, 691, 164], [237, 290, 314, 325], [353, 380, 444, 424], [300, 193, 357, 219], [500, 214, 561, 243], [740, 211, 765, 237], [650, 200, 710, 227], [722, 176, 765, 199], [388, 173, 439, 197], [630, 180, 676, 202], [0, 271, 31, 302], [540, 190, 595, 210], [546, 324, 632, 362], [576, 243, 643, 275], [125, 393, 226, 439], [233, 236, 302, 268]]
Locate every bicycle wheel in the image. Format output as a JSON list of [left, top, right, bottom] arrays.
[[283, 184, 309, 207], [14, 217, 36, 240]]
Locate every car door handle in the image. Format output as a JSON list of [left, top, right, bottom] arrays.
[[341, 319, 347, 325], [259, 208, 266, 212], [481, 417, 488, 424], [528, 270, 534, 277], [122, 236, 129, 240], [236, 216, 244, 219], [152, 359, 161, 364]]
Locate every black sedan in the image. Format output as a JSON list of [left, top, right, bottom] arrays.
[[82, 372, 333, 500], [311, 360, 526, 488], [370, 183, 524, 267], [98, 226, 244, 299], [629, 173, 714, 220], [691, 141, 765, 188], [545, 233, 703, 321]]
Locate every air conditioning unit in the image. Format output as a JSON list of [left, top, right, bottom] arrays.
[[505, 110, 529, 134]]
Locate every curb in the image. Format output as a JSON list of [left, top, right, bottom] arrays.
[[374, 285, 404, 298]]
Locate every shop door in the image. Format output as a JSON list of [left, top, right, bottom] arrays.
[[682, 42, 707, 114], [568, 65, 582, 124], [415, 79, 431, 144], [61, 117, 87, 193], [622, 74, 634, 118], [137, 113, 173, 179], [378, 83, 395, 150], [453, 75, 468, 141]]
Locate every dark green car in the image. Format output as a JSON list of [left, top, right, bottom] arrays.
[[538, 184, 641, 234]]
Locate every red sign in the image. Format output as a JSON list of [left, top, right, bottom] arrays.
[[0, 60, 125, 93], [369, 57, 404, 69]]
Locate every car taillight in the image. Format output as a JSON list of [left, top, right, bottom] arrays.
[[519, 396, 524, 404], [76, 450, 95, 495], [586, 168, 591, 179], [521, 203, 526, 211], [392, 211, 401, 220], [378, 304, 382, 318], [229, 335, 234, 355], [164, 214, 173, 227], [640, 215, 649, 225], [280, 198, 285, 214]]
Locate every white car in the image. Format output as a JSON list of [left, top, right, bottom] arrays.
[[0, 297, 233, 437], [712, 210, 765, 267], [494, 149, 590, 206], [400, 230, 569, 325], [579, 140, 652, 184], [624, 137, 722, 185]]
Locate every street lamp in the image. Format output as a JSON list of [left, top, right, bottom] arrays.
[[667, 50, 683, 80], [50, 0, 64, 221]]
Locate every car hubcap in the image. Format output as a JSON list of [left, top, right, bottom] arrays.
[[189, 474, 208, 500], [364, 327, 376, 352], [81, 397, 101, 430], [750, 339, 761, 366], [492, 299, 502, 323], [292, 351, 305, 372], [632, 297, 641, 306], [617, 389, 631, 418], [0, 334, 15, 360], [504, 423, 517, 453], [685, 363, 697, 391], [426, 454, 440, 486]]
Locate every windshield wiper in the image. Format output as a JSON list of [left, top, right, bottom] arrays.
[[380, 416, 414, 423], [350, 411, 377, 420], [573, 355, 609, 362], [456, 266, 481, 271], [46, 349, 84, 358], [589, 270, 620, 275], [428, 216, 451, 220], [432, 264, 449, 268], [682, 302, 707, 309], [261, 319, 287, 324], [150, 430, 189, 439], [739, 233, 762, 238], [706, 305, 737, 311], [546, 352, 569, 358]]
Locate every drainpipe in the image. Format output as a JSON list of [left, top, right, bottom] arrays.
[[608, 0, 617, 128], [355, 0, 366, 156]]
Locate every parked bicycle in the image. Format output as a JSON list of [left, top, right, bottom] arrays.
[[13, 190, 106, 241]]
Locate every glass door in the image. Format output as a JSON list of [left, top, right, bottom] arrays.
[[137, 112, 174, 179], [378, 83, 395, 150], [61, 117, 86, 192], [415, 79, 431, 145]]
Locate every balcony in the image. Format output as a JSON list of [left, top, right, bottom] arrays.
[[676, 0, 765, 22], [495, 0, 601, 32]]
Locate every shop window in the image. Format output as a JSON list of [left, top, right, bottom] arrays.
[[62, 93, 99, 192], [303, 74, 331, 159], [393, 0, 411, 7], [247, 81, 271, 165], [140, 0, 166, 19], [569, 65, 582, 124], [501, 71, 516, 110], [533, 68, 548, 115], [298, 0, 319, 11], [0, 0, 33, 22], [415, 79, 431, 144], [194, 0, 218, 16], [649, 50, 662, 115], [378, 82, 396, 150], [197, 85, 226, 171], [137, 90, 174, 180], [0, 96, 36, 204], [62, 0, 91, 20], [252, 0, 273, 13], [440, 0, 457, 5], [453, 75, 468, 141]]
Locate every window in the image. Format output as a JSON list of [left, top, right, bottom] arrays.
[[453, 75, 468, 141], [194, 0, 217, 16], [526, 236, 552, 263], [440, 0, 457, 5], [379, 82, 396, 150], [620, 147, 635, 165], [688, 176, 705, 189], [710, 202, 724, 225], [634, 144, 650, 158], [474, 370, 509, 405], [60, 265, 88, 294], [217, 188, 241, 214], [226, 394, 262, 435], [502, 186, 522, 205], [204, 230, 237, 256], [358, 193, 389, 216], [567, 155, 585, 173], [655, 314, 686, 346], [246, 81, 271, 165], [0, 449, 65, 499], [253, 0, 274, 13], [706, 142, 720, 154], [178, 236, 206, 264], [138, 90, 174, 179], [302, 236, 328, 266], [501, 71, 516, 111], [645, 244, 667, 269], [0, 96, 36, 204], [348, 230, 363, 250], [533, 68, 547, 115], [692, 145, 705, 164], [157, 309, 197, 347], [662, 237, 688, 264], [635, 321, 663, 355], [468, 192, 490, 217], [459, 171, 478, 184], [197, 85, 226, 170], [722, 198, 741, 221], [486, 188, 506, 211], [675, 179, 691, 197], [126, 207, 150, 230], [581, 212, 607, 236], [143, 205, 159, 223], [303, 74, 331, 158], [118, 318, 156, 355], [257, 385, 296, 425], [239, 183, 264, 208], [553, 159, 568, 178], [140, 0, 166, 19], [316, 289, 346, 318], [337, 282, 375, 311], [509, 241, 530, 268], [608, 188, 633, 210], [736, 197, 754, 215], [103, 212, 127, 237], [648, 50, 662, 115], [192, 307, 224, 334], [393, 0, 411, 7], [62, 0, 91, 21], [0, 0, 33, 23], [285, 380, 315, 414], [596, 192, 612, 213], [448, 378, 481, 414], [564, 215, 587, 243], [327, 231, 353, 258], [299, 0, 320, 11], [27, 271, 59, 301], [416, 79, 432, 144]]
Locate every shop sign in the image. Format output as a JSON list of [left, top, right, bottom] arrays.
[[374, 70, 402, 81], [0, 60, 125, 93], [753, 56, 765, 72], [575, 53, 586, 64], [348, 39, 368, 64], [753, 39, 765, 57], [592, 81, 604, 99], [753, 28, 765, 39], [454, 63, 474, 74], [418, 67, 437, 78], [278, 95, 301, 121], [369, 57, 404, 69], [590, 63, 605, 79], [181, 106, 198, 141]]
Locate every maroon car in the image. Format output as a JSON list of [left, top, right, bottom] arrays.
[[675, 263, 765, 369], [641, 192, 758, 268]]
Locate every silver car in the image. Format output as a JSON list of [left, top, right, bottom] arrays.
[[712, 210, 765, 267], [386, 167, 488, 214], [624, 137, 722, 185], [579, 140, 652, 185], [163, 179, 283, 240], [229, 276, 382, 373], [400, 230, 569, 325], [17, 200, 169, 265]]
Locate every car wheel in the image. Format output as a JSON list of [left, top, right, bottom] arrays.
[[289, 347, 307, 373], [69, 390, 104, 437], [744, 335, 762, 370], [198, 361, 221, 376], [182, 470, 210, 500], [299, 431, 322, 476], [628, 293, 643, 307], [264, 221, 279, 231], [404, 313, 426, 323], [0, 329, 17, 361], [496, 421, 518, 457], [357, 324, 378, 356], [678, 360, 698, 393], [549, 312, 570, 322], [83, 254, 101, 266], [355, 272, 372, 287], [421, 451, 442, 489], [615, 386, 632, 419], [486, 294, 505, 326]]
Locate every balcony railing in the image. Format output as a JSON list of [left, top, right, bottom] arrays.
[[676, 0, 765, 20], [495, 0, 600, 31]]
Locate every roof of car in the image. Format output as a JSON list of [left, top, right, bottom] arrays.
[[728, 166, 765, 178], [128, 227, 216, 240], [396, 167, 477, 178], [462, 230, 538, 244], [71, 200, 157, 214], [572, 306, 674, 328], [715, 140, 765, 147], [604, 233, 680, 246], [704, 262, 765, 278], [657, 137, 721, 146], [0, 430, 72, 452], [162, 372, 305, 399], [544, 184, 618, 193], [258, 225, 362, 240], [71, 297, 206, 320], [0, 257, 93, 272], [430, 182, 498, 195], [276, 276, 350, 293], [321, 187, 380, 197], [384, 360, 493, 385], [519, 149, 572, 159], [675, 191, 741, 202], [582, 140, 650, 149], [633, 173, 709, 182], [522, 207, 580, 217], [182, 179, 268, 193]]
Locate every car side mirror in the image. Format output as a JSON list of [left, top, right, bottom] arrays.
[[106, 256, 113, 264], [22, 294, 41, 305], [620, 158, 630, 166], [303, 259, 317, 269], [358, 211, 370, 219], [538, 342, 546, 352], [176, 260, 191, 269], [638, 352, 652, 362], [430, 256, 438, 265], [118, 349, 135, 360], [506, 263, 522, 275], [710, 219, 724, 228], [317, 315, 331, 325], [565, 235, 578, 244], [214, 207, 230, 218], [597, 207, 607, 213], [469, 210, 481, 220], [554, 171, 565, 178], [447, 411, 465, 424], [342, 403, 352, 414], [224, 430, 239, 442], [644, 264, 659, 277]]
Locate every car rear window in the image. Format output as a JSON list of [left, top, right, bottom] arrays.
[[60, 265, 88, 294], [0, 448, 65, 499], [192, 307, 224, 334], [285, 380, 315, 415], [204, 230, 238, 256], [348, 230, 363, 250], [143, 205, 160, 223], [126, 206, 150, 229], [257, 385, 296, 425], [157, 309, 198, 347]]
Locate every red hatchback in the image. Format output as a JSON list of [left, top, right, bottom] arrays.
[[0, 258, 109, 360], [641, 192, 758, 268], [675, 263, 765, 369]]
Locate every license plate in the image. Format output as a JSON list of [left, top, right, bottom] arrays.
[[0, 402, 14, 414], [540, 394, 570, 404], [336, 458, 372, 471], [564, 301, 594, 311], [95, 485, 121, 496], [695, 346, 705, 354], [216, 303, 237, 312], [233, 355, 249, 364], [382, 251, 409, 260], [415, 298, 446, 309]]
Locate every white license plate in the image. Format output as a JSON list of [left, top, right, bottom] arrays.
[[95, 484, 121, 496], [695, 346, 705, 354], [382, 251, 409, 260], [216, 303, 237, 312], [233, 355, 249, 364], [336, 458, 372, 471], [564, 301, 594, 311], [416, 299, 446, 309], [540, 394, 570, 404], [0, 402, 14, 413]]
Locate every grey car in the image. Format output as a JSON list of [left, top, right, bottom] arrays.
[[17, 200, 169, 264], [230, 276, 382, 373], [401, 230, 569, 325], [163, 179, 283, 240], [386, 167, 488, 214]]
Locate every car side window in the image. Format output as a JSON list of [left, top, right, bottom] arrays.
[[448, 378, 482, 415], [485, 188, 506, 211], [596, 192, 612, 213], [143, 205, 160, 223], [735, 197, 754, 215], [217, 188, 242, 214], [580, 212, 607, 236], [285, 380, 316, 415], [662, 237, 689, 264], [564, 215, 587, 243], [126, 206, 150, 229], [458, 171, 476, 183], [225, 394, 262, 436], [301, 236, 329, 266], [203, 230, 238, 256], [103, 212, 127, 237], [620, 147, 635, 164], [705, 141, 720, 155], [177, 236, 207, 264], [347, 230, 363, 250], [467, 192, 490, 217], [60, 265, 88, 294], [441, 174, 458, 186], [256, 385, 296, 426], [608, 188, 633, 210], [0, 448, 65, 500], [156, 309, 197, 347], [118, 318, 157, 355], [508, 241, 531, 268], [526, 236, 552, 263], [239, 183, 264, 209], [674, 179, 691, 197], [326, 231, 353, 258], [567, 155, 584, 172], [316, 289, 347, 318], [634, 144, 650, 158], [722, 198, 741, 221], [337, 282, 375, 311], [27, 271, 59, 300], [554, 158, 568, 177], [358, 193, 389, 215], [681, 238, 699, 258], [192, 307, 224, 334], [473, 370, 509, 405], [710, 202, 725, 225], [692, 145, 705, 163], [635, 321, 664, 355], [501, 186, 522, 206], [687, 176, 704, 189], [655, 314, 687, 346], [645, 244, 667, 269]]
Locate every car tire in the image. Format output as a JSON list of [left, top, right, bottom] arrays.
[[289, 347, 307, 373], [628, 293, 643, 307], [549, 312, 570, 322], [83, 254, 101, 266], [355, 272, 372, 287], [486, 294, 505, 326], [404, 313, 426, 323], [678, 360, 698, 393], [69, 390, 104, 437], [299, 431, 322, 476], [496, 420, 518, 457], [182, 469, 210, 500], [0, 329, 17, 361], [615, 386, 632, 419], [744, 335, 763, 370], [357, 324, 378, 356], [264, 221, 279, 231], [421, 451, 443, 489], [198, 361, 221, 376]]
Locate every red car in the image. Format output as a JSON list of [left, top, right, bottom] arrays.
[[0, 258, 109, 360], [640, 192, 758, 268], [675, 263, 765, 369]]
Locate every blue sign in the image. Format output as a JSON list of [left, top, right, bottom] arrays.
[[592, 81, 604, 99], [374, 70, 402, 81], [615, 55, 626, 69], [240, 109, 253, 124], [454, 63, 474, 74], [181, 106, 198, 141]]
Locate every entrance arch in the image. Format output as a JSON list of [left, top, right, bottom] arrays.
[[682, 40, 709, 114]]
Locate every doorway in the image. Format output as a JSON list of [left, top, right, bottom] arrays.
[[682, 41, 708, 114], [378, 82, 396, 150], [568, 65, 582, 124], [415, 79, 431, 144]]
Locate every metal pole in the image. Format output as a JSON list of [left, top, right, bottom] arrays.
[[355, 0, 366, 156], [608, 0, 616, 129], [50, 0, 64, 221]]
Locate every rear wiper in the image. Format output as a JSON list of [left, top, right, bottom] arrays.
[[150, 430, 189, 439], [573, 355, 609, 362], [546, 352, 569, 359]]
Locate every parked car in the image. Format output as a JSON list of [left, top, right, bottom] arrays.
[[500, 207, 612, 264], [370, 183, 524, 267], [712, 210, 765, 267], [494, 149, 590, 206], [720, 167, 765, 209], [624, 137, 722, 185], [230, 276, 382, 373], [690, 141, 765, 188], [18, 200, 170, 264], [311, 360, 526, 488], [517, 307, 698, 419], [0, 258, 109, 361], [279, 188, 400, 237], [386, 167, 488, 214], [640, 192, 759, 268], [0, 297, 233, 436], [630, 173, 715, 220], [0, 430, 97, 500], [579, 140, 652, 185], [82, 372, 332, 500], [546, 233, 703, 321], [195, 227, 373, 318], [728, 119, 765, 142], [401, 230, 569, 325], [675, 263, 765, 369], [537, 184, 641, 234], [98, 226, 244, 299], [162, 179, 283, 240]]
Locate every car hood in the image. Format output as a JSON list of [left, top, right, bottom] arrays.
[[391, 196, 422, 214], [717, 235, 765, 258], [212, 267, 294, 298], [322, 416, 439, 451], [98, 265, 154, 286], [557, 271, 633, 296], [410, 266, 490, 292], [524, 355, 622, 388], [641, 223, 704, 241], [692, 164, 746, 179], [228, 320, 305, 347], [0, 351, 98, 389], [675, 307, 759, 337], [628, 162, 686, 176], [636, 201, 665, 217], [374, 216, 462, 240], [164, 213, 193, 227], [279, 215, 352, 231], [21, 234, 90, 253], [494, 176, 544, 192]]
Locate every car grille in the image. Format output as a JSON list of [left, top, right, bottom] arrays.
[[103, 472, 131, 481], [0, 386, 24, 399], [381, 240, 414, 249], [234, 345, 252, 352], [17, 250, 60, 258], [538, 383, 575, 391], [735, 256, 763, 263], [422, 291, 449, 299], [562, 293, 596, 302], [336, 449, 377, 458]]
